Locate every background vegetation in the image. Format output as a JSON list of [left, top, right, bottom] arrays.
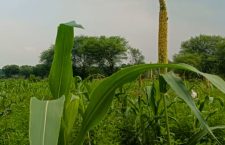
[[1, 77, 225, 145], [0, 36, 144, 79]]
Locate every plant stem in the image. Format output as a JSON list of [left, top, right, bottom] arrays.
[[87, 132, 91, 145], [158, 0, 168, 68], [163, 94, 171, 145]]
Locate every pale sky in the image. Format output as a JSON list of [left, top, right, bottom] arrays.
[[0, 0, 225, 68]]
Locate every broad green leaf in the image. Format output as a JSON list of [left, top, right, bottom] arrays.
[[74, 63, 225, 145], [48, 23, 74, 99], [162, 72, 220, 144], [29, 96, 65, 145], [187, 126, 225, 145]]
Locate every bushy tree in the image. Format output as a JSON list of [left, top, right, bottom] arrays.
[[73, 36, 128, 76], [40, 36, 141, 78], [2, 65, 20, 77], [173, 35, 225, 75], [0, 69, 4, 77], [19, 65, 33, 78], [40, 45, 54, 70], [32, 64, 49, 78]]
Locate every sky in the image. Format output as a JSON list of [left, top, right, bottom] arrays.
[[0, 0, 225, 68]]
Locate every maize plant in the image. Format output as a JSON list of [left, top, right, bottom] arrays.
[[29, 21, 83, 145]]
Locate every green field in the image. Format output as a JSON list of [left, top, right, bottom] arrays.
[[1, 3, 225, 144], [1, 78, 225, 145]]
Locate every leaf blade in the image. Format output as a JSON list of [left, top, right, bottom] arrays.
[[75, 63, 225, 145], [29, 96, 65, 145], [187, 126, 225, 145], [48, 24, 74, 99], [162, 72, 220, 144]]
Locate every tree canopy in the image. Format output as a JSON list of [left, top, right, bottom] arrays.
[[40, 36, 144, 78], [173, 35, 225, 75], [0, 36, 144, 78], [40, 45, 54, 70], [19, 65, 33, 78], [0, 69, 5, 77], [2, 65, 20, 77]]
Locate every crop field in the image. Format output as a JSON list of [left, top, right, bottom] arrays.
[[0, 77, 225, 145], [1, 1, 225, 145]]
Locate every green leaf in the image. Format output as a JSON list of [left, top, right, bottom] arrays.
[[29, 96, 65, 145], [145, 83, 159, 115], [159, 75, 168, 93], [187, 126, 225, 145], [162, 72, 220, 144], [58, 95, 80, 145], [48, 24, 74, 99], [65, 95, 79, 137], [201, 73, 225, 94], [74, 63, 225, 145]]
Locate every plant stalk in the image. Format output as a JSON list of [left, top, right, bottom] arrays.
[[158, 0, 168, 73], [163, 94, 171, 145]]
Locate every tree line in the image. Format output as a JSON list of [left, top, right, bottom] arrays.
[[173, 35, 225, 77], [1, 34, 225, 79], [0, 36, 144, 78]]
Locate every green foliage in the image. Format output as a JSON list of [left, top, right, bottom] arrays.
[[0, 79, 52, 145], [48, 23, 74, 99], [187, 126, 225, 145], [4, 22, 225, 145], [29, 21, 83, 145], [2, 65, 20, 77], [73, 63, 225, 145], [32, 64, 49, 78], [40, 36, 142, 78], [73, 36, 128, 76], [19, 65, 33, 78], [162, 72, 218, 143], [40, 45, 54, 69], [0, 69, 4, 77], [1, 64, 49, 78], [1, 78, 225, 144], [29, 97, 65, 145], [173, 35, 225, 75]]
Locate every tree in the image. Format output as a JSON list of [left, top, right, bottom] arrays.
[[0, 69, 4, 77], [73, 36, 128, 76], [19, 65, 33, 78], [32, 64, 49, 78], [215, 41, 225, 75], [2, 65, 20, 77], [127, 47, 145, 65], [40, 36, 137, 78], [173, 35, 225, 74], [72, 36, 98, 78], [40, 45, 54, 69]]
